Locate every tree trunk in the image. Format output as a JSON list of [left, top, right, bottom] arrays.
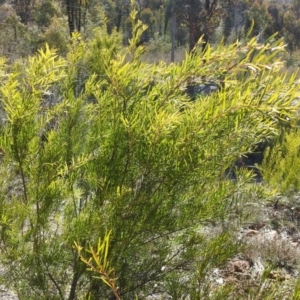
[[171, 11, 176, 62]]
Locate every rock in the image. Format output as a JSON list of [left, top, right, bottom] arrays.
[[290, 242, 298, 248], [230, 260, 251, 273], [248, 222, 265, 230], [215, 278, 224, 285], [268, 270, 291, 281], [0, 286, 18, 300], [245, 229, 260, 236], [262, 230, 278, 241]]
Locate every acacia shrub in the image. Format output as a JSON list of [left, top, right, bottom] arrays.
[[0, 18, 298, 300]]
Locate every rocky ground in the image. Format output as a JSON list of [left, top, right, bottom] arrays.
[[0, 286, 18, 300], [143, 191, 300, 299], [2, 192, 300, 299], [207, 194, 300, 298]]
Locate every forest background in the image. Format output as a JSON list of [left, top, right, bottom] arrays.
[[1, 0, 300, 62], [1, 0, 300, 300]]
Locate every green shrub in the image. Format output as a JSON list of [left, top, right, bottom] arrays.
[[262, 126, 300, 196], [0, 10, 299, 300]]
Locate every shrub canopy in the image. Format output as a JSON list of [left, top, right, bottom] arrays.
[[0, 17, 299, 299]]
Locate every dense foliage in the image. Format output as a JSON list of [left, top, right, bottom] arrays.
[[0, 5, 299, 299], [3, 0, 300, 61]]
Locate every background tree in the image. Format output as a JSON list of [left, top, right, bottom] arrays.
[[292, 0, 300, 18], [33, 0, 59, 28], [64, 0, 88, 36], [283, 10, 300, 52], [0, 4, 30, 58], [139, 7, 155, 42], [93, 0, 131, 33], [222, 0, 250, 43], [267, 4, 284, 36], [222, 2, 235, 44], [166, 0, 235, 52], [14, 0, 33, 23], [244, 0, 272, 38]]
